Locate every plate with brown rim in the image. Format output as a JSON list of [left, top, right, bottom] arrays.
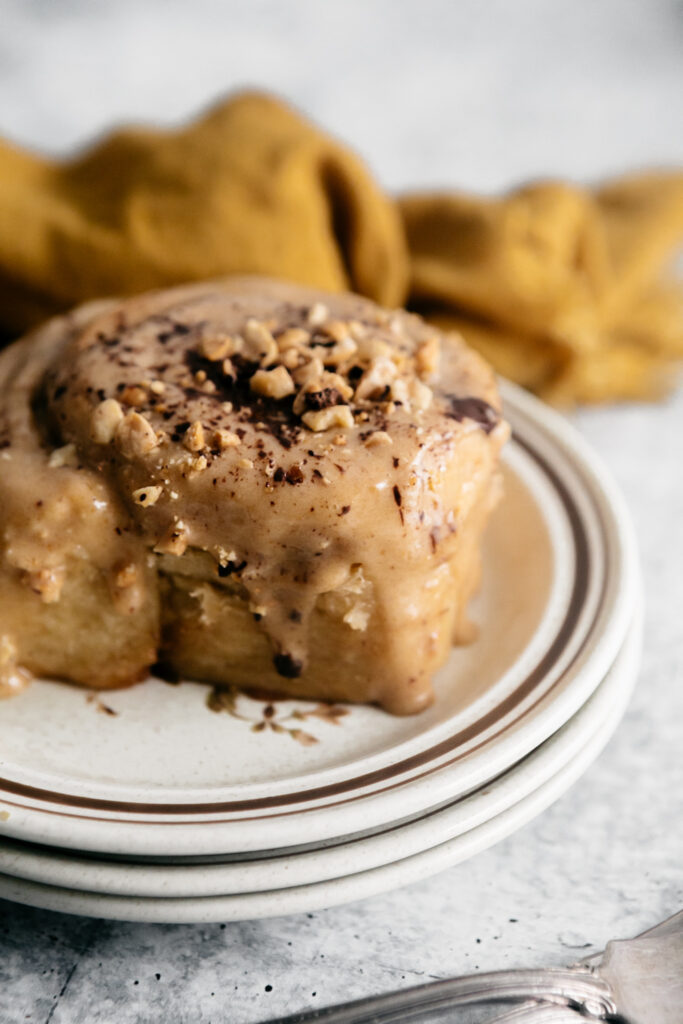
[[0, 601, 641, 904], [0, 606, 640, 920]]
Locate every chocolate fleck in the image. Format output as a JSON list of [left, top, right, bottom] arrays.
[[274, 653, 303, 678], [446, 396, 499, 433], [217, 560, 247, 578], [303, 388, 344, 411]]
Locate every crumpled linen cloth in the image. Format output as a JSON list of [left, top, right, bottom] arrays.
[[1, 90, 681, 402]]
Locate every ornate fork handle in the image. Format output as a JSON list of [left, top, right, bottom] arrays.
[[265, 967, 617, 1023]]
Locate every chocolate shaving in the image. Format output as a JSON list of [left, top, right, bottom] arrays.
[[273, 653, 303, 679], [446, 396, 499, 434], [303, 388, 344, 411], [217, 560, 247, 578]]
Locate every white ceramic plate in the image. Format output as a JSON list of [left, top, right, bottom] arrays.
[[0, 382, 638, 857], [0, 606, 641, 900], [0, 607, 640, 922]]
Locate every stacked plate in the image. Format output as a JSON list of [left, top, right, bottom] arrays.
[[0, 382, 640, 923]]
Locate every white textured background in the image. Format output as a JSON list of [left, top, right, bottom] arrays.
[[1, 2, 682, 1023]]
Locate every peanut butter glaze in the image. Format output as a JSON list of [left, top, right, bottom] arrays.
[[0, 278, 508, 713]]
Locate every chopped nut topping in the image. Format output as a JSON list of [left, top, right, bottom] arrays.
[[321, 319, 351, 343], [307, 302, 329, 327], [132, 484, 163, 507], [324, 337, 358, 366], [332, 434, 347, 446], [243, 318, 277, 365], [90, 398, 124, 444], [293, 356, 325, 387], [282, 348, 302, 370], [239, 457, 254, 469], [294, 371, 354, 415], [356, 336, 391, 362], [302, 406, 354, 432], [116, 411, 159, 457], [416, 336, 441, 379], [198, 333, 236, 361], [167, 298, 466, 448], [184, 421, 205, 452], [48, 443, 78, 468], [354, 356, 397, 402], [410, 379, 433, 411], [114, 563, 138, 589], [364, 431, 393, 447], [119, 385, 147, 407], [212, 428, 241, 449], [277, 327, 310, 350], [250, 365, 296, 399], [389, 378, 410, 405], [154, 521, 188, 556], [149, 380, 165, 395], [191, 455, 208, 473], [26, 568, 64, 603], [348, 320, 368, 341]]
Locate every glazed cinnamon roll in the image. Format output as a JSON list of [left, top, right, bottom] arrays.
[[0, 278, 508, 714]]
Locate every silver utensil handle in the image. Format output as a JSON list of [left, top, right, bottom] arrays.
[[264, 967, 617, 1023], [491, 1004, 590, 1022]]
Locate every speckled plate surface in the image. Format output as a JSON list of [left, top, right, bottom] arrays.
[[0, 382, 638, 858], [0, 609, 640, 921], [0, 605, 641, 902]]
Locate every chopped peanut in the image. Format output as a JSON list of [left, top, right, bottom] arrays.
[[416, 336, 441, 378], [26, 568, 64, 603], [302, 406, 354, 432], [198, 333, 235, 361], [212, 428, 241, 449], [410, 379, 434, 411], [364, 431, 393, 447], [132, 484, 163, 507], [114, 563, 138, 589], [250, 365, 296, 399], [48, 443, 78, 468], [154, 521, 188, 556], [320, 319, 351, 343], [307, 302, 329, 327], [277, 327, 310, 350], [116, 412, 159, 457], [243, 319, 278, 365], [184, 421, 205, 452], [91, 398, 125, 444], [119, 385, 147, 407]]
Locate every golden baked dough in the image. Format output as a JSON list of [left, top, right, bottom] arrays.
[[0, 278, 508, 714]]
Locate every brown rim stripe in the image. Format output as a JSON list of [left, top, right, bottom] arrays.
[[0, 427, 602, 824], [0, 756, 528, 866]]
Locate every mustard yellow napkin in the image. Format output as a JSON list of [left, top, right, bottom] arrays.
[[1, 90, 681, 404], [402, 176, 683, 402]]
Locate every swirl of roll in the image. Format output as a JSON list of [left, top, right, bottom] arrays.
[[0, 278, 508, 713]]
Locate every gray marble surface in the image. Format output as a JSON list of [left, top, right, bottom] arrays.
[[1, 2, 682, 1022]]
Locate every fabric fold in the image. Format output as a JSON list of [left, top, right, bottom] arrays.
[[0, 90, 680, 403]]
